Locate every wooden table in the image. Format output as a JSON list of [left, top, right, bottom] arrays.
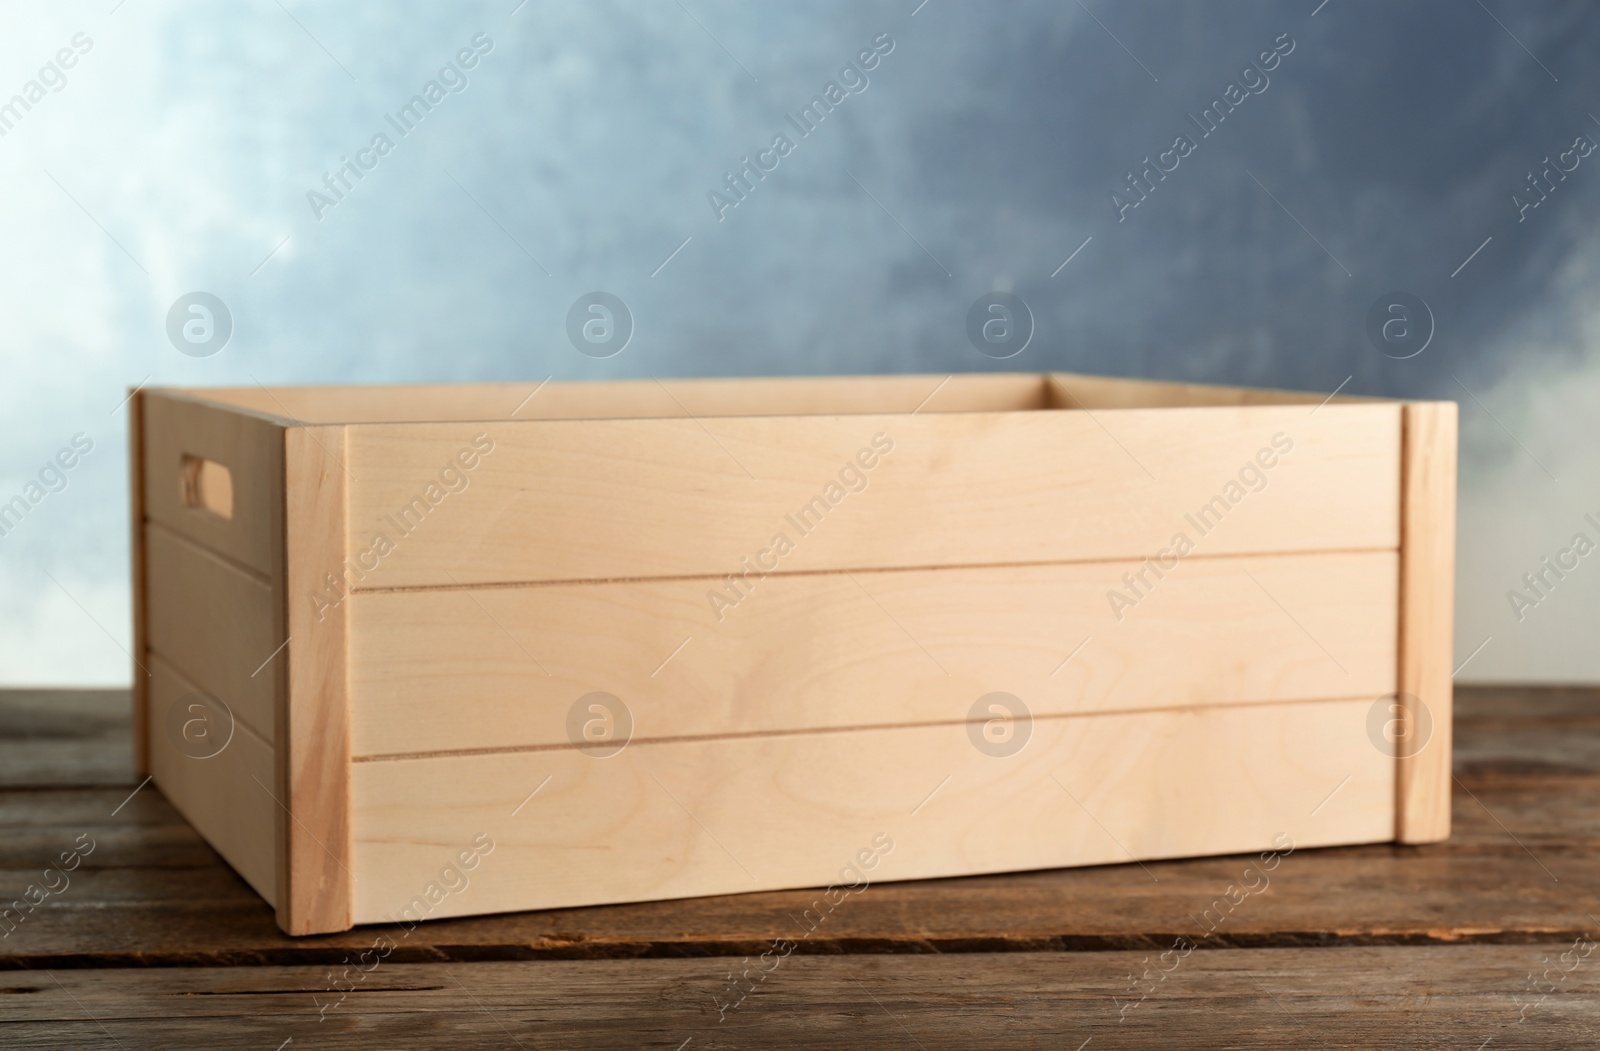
[[3, 686, 1597, 1048]]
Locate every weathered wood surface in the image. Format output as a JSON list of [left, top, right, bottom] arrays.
[[5, 947, 1599, 1049], [1, 685, 1596, 1047]]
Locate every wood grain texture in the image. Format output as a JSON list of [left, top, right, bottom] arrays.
[[143, 524, 277, 744], [1396, 402, 1458, 843], [343, 404, 1400, 588], [146, 658, 277, 904], [140, 390, 284, 576], [349, 551, 1398, 755], [0, 685, 1588, 971], [0, 689, 131, 788], [278, 426, 354, 935], [127, 388, 151, 776], [350, 698, 1391, 924], [8, 946, 1598, 1050]]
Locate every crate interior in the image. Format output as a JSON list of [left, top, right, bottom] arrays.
[[181, 372, 1334, 426]]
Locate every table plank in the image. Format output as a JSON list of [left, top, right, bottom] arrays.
[[1, 687, 1597, 969], [4, 946, 1597, 1049], [0, 690, 132, 788]]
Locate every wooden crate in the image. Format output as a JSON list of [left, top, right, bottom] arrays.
[[128, 372, 1456, 936]]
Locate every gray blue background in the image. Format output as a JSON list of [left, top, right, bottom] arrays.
[[2, 0, 1598, 683]]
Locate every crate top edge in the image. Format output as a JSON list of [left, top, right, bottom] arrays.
[[133, 372, 1435, 428]]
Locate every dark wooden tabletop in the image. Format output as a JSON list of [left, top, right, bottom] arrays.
[[3, 686, 1598, 1048]]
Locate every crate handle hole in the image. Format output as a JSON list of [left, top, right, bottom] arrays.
[[180, 455, 234, 520]]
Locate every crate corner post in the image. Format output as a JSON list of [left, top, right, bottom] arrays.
[[128, 385, 151, 776], [277, 423, 355, 935], [1396, 400, 1458, 844]]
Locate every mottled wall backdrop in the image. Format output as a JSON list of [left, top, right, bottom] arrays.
[[2, 0, 1598, 683]]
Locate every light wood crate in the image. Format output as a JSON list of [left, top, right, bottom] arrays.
[[128, 372, 1456, 936]]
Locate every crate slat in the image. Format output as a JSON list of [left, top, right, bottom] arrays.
[[349, 697, 1392, 924], [145, 524, 278, 745], [348, 550, 1398, 756], [148, 658, 278, 905], [343, 404, 1401, 588]]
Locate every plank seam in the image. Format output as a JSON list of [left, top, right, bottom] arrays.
[[143, 519, 274, 587], [344, 546, 1402, 595], [146, 651, 276, 746], [351, 694, 1383, 762]]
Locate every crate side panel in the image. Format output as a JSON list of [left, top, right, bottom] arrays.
[[148, 657, 278, 906], [349, 697, 1392, 923], [145, 525, 278, 745], [349, 551, 1398, 756], [142, 391, 283, 575], [342, 404, 1400, 588]]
